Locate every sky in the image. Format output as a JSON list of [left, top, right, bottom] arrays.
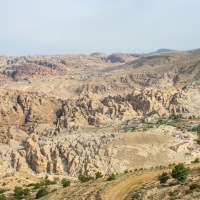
[[0, 0, 199, 56]]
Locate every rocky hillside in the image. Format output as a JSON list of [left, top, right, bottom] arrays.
[[0, 50, 200, 178], [0, 87, 198, 131], [0, 53, 138, 83]]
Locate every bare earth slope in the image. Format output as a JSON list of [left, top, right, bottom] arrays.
[[40, 164, 200, 200]]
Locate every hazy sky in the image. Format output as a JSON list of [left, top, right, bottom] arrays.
[[0, 0, 199, 56]]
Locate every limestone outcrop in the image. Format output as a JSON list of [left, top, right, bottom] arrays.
[[1, 132, 123, 176], [0, 50, 199, 177]]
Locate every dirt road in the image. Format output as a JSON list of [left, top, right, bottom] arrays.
[[102, 163, 200, 200]]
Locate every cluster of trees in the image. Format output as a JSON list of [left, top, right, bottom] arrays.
[[13, 186, 31, 198], [0, 186, 31, 200], [78, 172, 117, 183], [78, 171, 104, 183], [28, 178, 57, 190], [159, 163, 189, 184]]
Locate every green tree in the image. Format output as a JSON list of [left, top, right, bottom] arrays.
[[159, 172, 169, 184], [0, 194, 6, 200], [23, 188, 31, 197], [95, 172, 103, 179], [36, 188, 48, 199], [171, 163, 189, 183], [14, 186, 23, 197]]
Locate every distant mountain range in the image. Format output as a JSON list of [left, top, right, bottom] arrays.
[[154, 48, 176, 53]]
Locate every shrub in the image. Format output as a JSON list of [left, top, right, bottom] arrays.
[[61, 179, 70, 188], [185, 189, 193, 195], [36, 188, 48, 199], [168, 191, 174, 196], [63, 181, 70, 188], [0, 194, 6, 200], [33, 183, 41, 189], [192, 125, 200, 134], [190, 183, 200, 190], [45, 179, 57, 186], [27, 183, 35, 187], [131, 192, 140, 199], [95, 172, 103, 179], [107, 174, 116, 181], [14, 186, 31, 198], [32, 179, 50, 189], [159, 172, 169, 184], [124, 170, 128, 174], [23, 188, 31, 197], [78, 175, 93, 183], [196, 138, 200, 145], [192, 158, 200, 163], [0, 188, 7, 194], [51, 188, 57, 193]]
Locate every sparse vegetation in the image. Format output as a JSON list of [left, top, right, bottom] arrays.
[[192, 124, 200, 134], [23, 188, 31, 197], [185, 189, 193, 195], [44, 179, 57, 185], [107, 174, 116, 181], [14, 186, 31, 198], [36, 188, 48, 199], [192, 124, 200, 144], [27, 183, 35, 187], [78, 175, 93, 183], [0, 188, 7, 194], [0, 194, 6, 200], [131, 192, 140, 199], [191, 158, 200, 163], [168, 191, 174, 197], [190, 183, 200, 190], [61, 178, 70, 187], [51, 188, 57, 193], [95, 172, 103, 179], [28, 179, 56, 189]]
